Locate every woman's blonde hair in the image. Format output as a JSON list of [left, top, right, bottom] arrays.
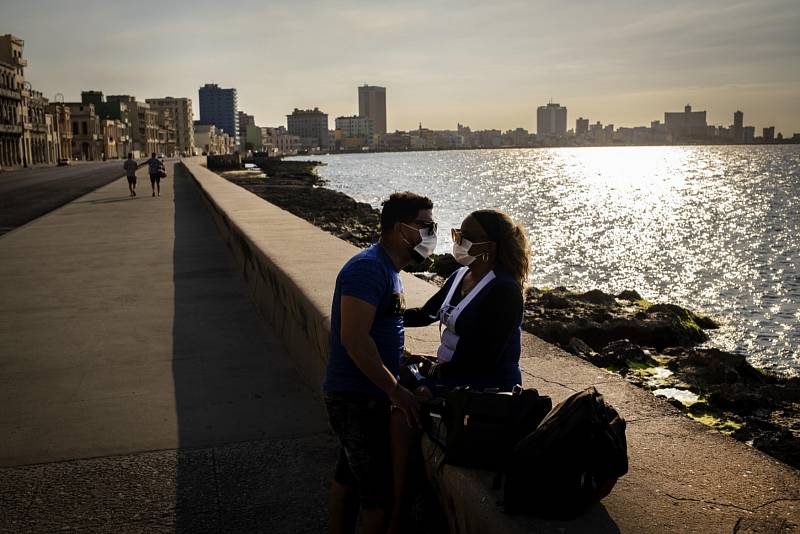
[[470, 209, 531, 289]]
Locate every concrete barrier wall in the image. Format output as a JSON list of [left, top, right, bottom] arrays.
[[181, 158, 800, 534]]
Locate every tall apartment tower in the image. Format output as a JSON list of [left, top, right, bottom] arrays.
[[358, 85, 386, 135], [733, 110, 744, 143], [576, 117, 589, 136], [537, 102, 567, 137], [198, 83, 238, 145], [146, 97, 195, 155]]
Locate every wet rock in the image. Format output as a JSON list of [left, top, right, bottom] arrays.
[[575, 289, 617, 306], [597, 339, 650, 368], [667, 348, 768, 390], [565, 337, 597, 361], [616, 290, 642, 301]]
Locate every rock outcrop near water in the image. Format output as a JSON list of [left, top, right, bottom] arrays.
[[218, 158, 799, 470]]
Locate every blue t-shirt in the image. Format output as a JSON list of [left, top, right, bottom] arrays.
[[323, 243, 405, 399]]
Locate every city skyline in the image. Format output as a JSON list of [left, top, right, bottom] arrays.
[[4, 0, 800, 134]]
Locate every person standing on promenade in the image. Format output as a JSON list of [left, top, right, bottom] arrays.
[[123, 153, 138, 197], [323, 192, 437, 534], [146, 153, 163, 197]]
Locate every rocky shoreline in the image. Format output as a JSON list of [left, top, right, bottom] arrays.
[[219, 158, 799, 471]]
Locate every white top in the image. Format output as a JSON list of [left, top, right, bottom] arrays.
[[436, 267, 496, 362]]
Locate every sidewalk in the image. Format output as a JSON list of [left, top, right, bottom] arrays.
[[0, 162, 333, 532]]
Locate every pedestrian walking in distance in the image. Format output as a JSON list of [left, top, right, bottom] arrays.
[[147, 153, 163, 197], [123, 153, 138, 197]]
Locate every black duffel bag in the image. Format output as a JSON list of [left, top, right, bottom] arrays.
[[503, 386, 628, 519], [426, 385, 552, 470]]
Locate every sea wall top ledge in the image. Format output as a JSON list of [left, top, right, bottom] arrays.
[[181, 158, 800, 533]]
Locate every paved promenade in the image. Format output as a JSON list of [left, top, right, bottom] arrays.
[[0, 162, 334, 532]]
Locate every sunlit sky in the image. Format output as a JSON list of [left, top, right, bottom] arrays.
[[5, 0, 800, 134]]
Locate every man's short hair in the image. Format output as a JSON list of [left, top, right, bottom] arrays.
[[127, 152, 133, 159], [380, 192, 433, 236]]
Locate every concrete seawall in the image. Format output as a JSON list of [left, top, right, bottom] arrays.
[[182, 158, 800, 533]]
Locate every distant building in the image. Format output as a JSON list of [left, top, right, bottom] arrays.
[[287, 108, 329, 149], [80, 91, 132, 158], [743, 126, 755, 144], [335, 115, 374, 139], [576, 117, 589, 136], [537, 102, 567, 138], [146, 97, 195, 155], [66, 102, 101, 160], [504, 127, 531, 146], [664, 104, 707, 140], [193, 122, 234, 155], [358, 85, 386, 134], [243, 124, 262, 152], [763, 126, 775, 142], [733, 110, 743, 143], [237, 111, 255, 148], [107, 95, 160, 156], [199, 83, 238, 145]]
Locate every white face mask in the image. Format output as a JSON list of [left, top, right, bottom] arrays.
[[453, 239, 476, 266], [402, 223, 437, 260]]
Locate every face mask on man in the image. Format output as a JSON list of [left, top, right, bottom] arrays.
[[401, 223, 437, 261]]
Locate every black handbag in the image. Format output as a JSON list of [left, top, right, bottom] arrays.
[[427, 385, 552, 469]]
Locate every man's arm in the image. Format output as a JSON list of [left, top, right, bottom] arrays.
[[340, 295, 421, 428]]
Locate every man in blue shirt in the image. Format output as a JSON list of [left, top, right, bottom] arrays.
[[323, 191, 437, 534]]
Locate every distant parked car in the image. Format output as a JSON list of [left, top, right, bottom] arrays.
[[57, 158, 70, 166], [157, 153, 166, 160]]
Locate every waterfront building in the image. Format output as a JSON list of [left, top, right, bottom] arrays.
[[0, 35, 25, 169], [733, 110, 744, 143], [244, 124, 263, 152], [193, 122, 235, 155], [358, 85, 386, 135], [287, 107, 329, 149], [743, 126, 755, 144], [81, 91, 132, 158], [0, 58, 22, 169], [146, 97, 194, 155], [154, 106, 176, 156], [334, 115, 374, 149], [576, 117, 589, 136], [105, 95, 157, 156], [664, 104, 707, 140], [379, 131, 411, 150], [67, 102, 101, 160], [537, 102, 567, 138], [272, 127, 300, 155], [47, 102, 71, 162], [763, 126, 775, 142], [1, 34, 58, 167], [504, 127, 532, 146], [199, 83, 238, 145], [335, 115, 374, 139], [237, 111, 255, 148]]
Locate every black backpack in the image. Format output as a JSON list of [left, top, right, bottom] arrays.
[[425, 385, 552, 470], [503, 386, 628, 519]]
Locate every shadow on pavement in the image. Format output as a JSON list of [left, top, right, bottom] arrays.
[[171, 164, 333, 532]]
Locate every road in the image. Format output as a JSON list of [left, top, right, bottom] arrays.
[[0, 160, 143, 236]]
